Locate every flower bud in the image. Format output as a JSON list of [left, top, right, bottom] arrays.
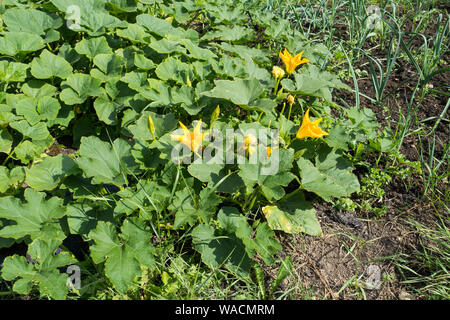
[[287, 94, 295, 107], [148, 114, 156, 140], [211, 105, 220, 123], [272, 66, 285, 79]]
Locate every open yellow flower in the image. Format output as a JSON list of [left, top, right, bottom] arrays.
[[171, 120, 208, 153], [296, 109, 328, 139], [279, 48, 309, 74]]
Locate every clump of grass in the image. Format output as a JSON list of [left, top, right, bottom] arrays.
[[394, 212, 450, 299]]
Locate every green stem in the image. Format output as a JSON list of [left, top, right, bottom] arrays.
[[257, 112, 263, 123], [287, 101, 293, 120], [243, 188, 259, 212], [280, 102, 286, 116], [1, 149, 15, 166], [273, 78, 280, 95], [247, 192, 258, 212]]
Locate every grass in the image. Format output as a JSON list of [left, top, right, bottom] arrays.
[[394, 211, 450, 299]]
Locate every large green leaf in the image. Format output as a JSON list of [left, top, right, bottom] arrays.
[[66, 203, 114, 237], [51, 0, 127, 35], [76, 136, 138, 186], [155, 57, 194, 86], [201, 25, 254, 43], [187, 162, 244, 194], [262, 191, 321, 236], [149, 38, 186, 55], [181, 39, 217, 61], [168, 186, 221, 228], [297, 146, 360, 201], [134, 54, 156, 70], [114, 180, 169, 215], [202, 78, 264, 106], [22, 80, 58, 99], [30, 50, 73, 79], [107, 0, 138, 12], [7, 95, 40, 125], [281, 65, 350, 103], [60, 74, 104, 105], [191, 224, 251, 278], [136, 14, 184, 38], [121, 71, 148, 91], [128, 111, 177, 141], [192, 206, 280, 276], [217, 207, 281, 265], [0, 127, 13, 154], [0, 61, 29, 82], [13, 138, 54, 165], [0, 166, 25, 193], [0, 105, 15, 126], [91, 53, 124, 82], [210, 55, 248, 79], [238, 147, 295, 201], [0, 32, 45, 56], [202, 78, 275, 113], [139, 78, 172, 105], [116, 24, 150, 44], [89, 218, 155, 293], [1, 238, 76, 300], [75, 36, 112, 59], [251, 222, 282, 265], [93, 95, 119, 125], [9, 120, 50, 140], [2, 8, 62, 35], [0, 188, 66, 240], [25, 154, 77, 191]]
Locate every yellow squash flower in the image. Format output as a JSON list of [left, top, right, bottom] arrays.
[[296, 109, 328, 139], [279, 48, 309, 74], [171, 120, 208, 153]]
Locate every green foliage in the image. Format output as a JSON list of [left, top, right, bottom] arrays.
[[297, 145, 360, 202], [0, 0, 385, 299], [89, 219, 156, 293], [2, 238, 76, 299], [262, 191, 321, 236], [0, 188, 66, 241]]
